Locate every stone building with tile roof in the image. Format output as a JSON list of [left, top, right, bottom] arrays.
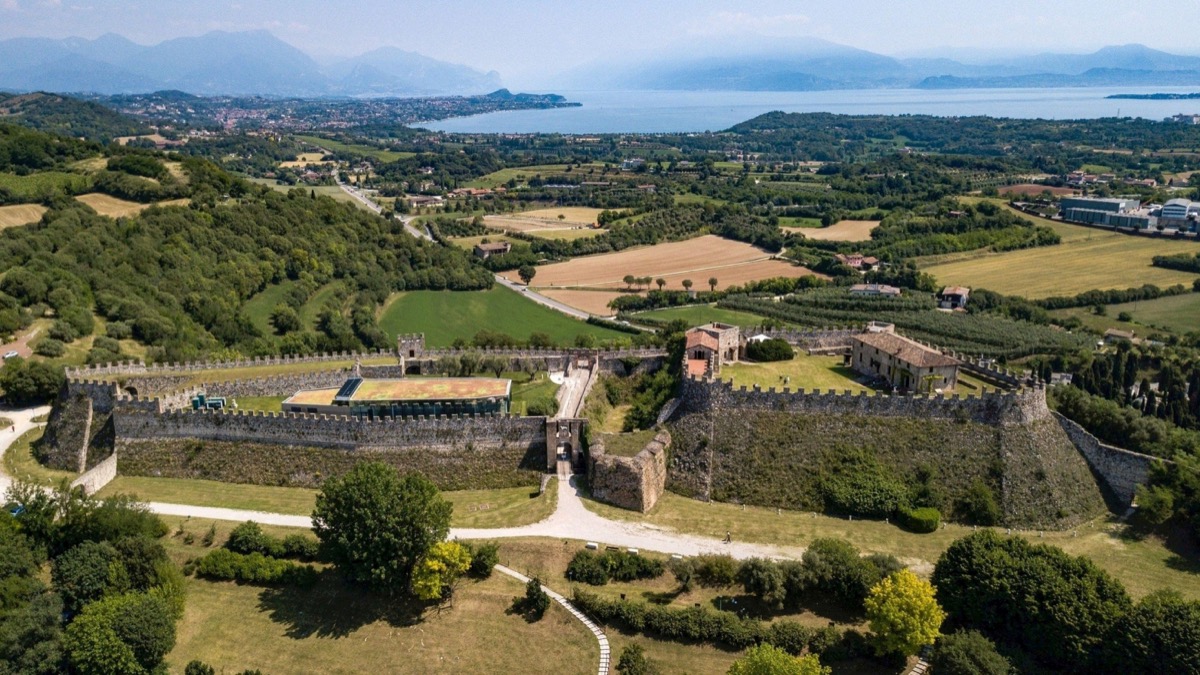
[[850, 327, 959, 392]]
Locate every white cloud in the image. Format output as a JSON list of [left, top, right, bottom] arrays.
[[687, 11, 812, 37]]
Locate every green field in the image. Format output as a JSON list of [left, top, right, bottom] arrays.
[[243, 280, 346, 338], [163, 524, 593, 675], [2, 429, 76, 486], [634, 304, 776, 328], [1051, 292, 1200, 336], [97, 476, 556, 528], [0, 171, 91, 201], [721, 354, 871, 394], [465, 164, 570, 189], [921, 206, 1199, 298], [294, 135, 414, 163], [377, 286, 628, 347]]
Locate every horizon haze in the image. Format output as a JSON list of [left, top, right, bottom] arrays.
[[2, 0, 1200, 89]]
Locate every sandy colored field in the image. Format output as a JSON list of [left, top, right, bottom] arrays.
[[76, 193, 189, 218], [0, 203, 47, 228], [537, 289, 628, 316], [280, 152, 330, 167], [786, 219, 880, 242], [1000, 183, 1078, 197], [114, 133, 169, 145], [485, 208, 606, 237], [922, 219, 1200, 298], [531, 235, 822, 291]]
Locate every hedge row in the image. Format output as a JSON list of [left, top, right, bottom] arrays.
[[572, 589, 868, 659], [226, 521, 320, 561], [190, 549, 318, 587], [566, 549, 665, 585]]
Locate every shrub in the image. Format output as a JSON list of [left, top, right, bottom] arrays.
[[282, 534, 320, 561], [468, 541, 499, 578], [514, 577, 550, 620], [746, 338, 795, 362], [566, 549, 664, 585], [740, 557, 786, 607], [956, 480, 1001, 526], [226, 521, 281, 557], [525, 398, 558, 416], [669, 556, 696, 592], [821, 463, 909, 518], [33, 338, 65, 357], [616, 643, 659, 674], [768, 620, 814, 655], [693, 554, 739, 587], [897, 506, 941, 533], [47, 320, 77, 342], [567, 550, 609, 585], [193, 549, 317, 587], [185, 661, 216, 675], [931, 630, 1012, 675], [104, 321, 133, 340]]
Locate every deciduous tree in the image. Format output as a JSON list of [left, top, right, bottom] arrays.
[[312, 462, 452, 594], [726, 644, 829, 675], [864, 569, 944, 657]]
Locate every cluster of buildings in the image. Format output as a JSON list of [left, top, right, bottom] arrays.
[[683, 321, 962, 393], [1058, 196, 1200, 232]]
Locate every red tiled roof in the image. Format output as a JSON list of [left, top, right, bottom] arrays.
[[685, 330, 720, 351], [854, 332, 959, 368]]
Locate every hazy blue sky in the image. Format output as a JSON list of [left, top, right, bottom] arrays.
[[2, 0, 1197, 86]]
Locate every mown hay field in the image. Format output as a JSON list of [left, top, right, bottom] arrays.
[[531, 235, 821, 291], [536, 289, 627, 316], [786, 219, 880, 242], [921, 222, 1199, 298], [75, 193, 189, 218], [0, 203, 47, 228]]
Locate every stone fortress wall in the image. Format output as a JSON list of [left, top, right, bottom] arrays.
[[45, 342, 667, 492], [587, 430, 670, 513]]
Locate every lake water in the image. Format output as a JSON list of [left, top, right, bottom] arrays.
[[424, 87, 1200, 134]]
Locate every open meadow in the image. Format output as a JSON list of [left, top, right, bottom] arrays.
[[294, 135, 414, 162], [465, 164, 571, 189], [530, 235, 821, 292], [484, 207, 607, 240], [787, 219, 880, 242], [160, 522, 595, 675], [378, 286, 628, 346], [720, 355, 873, 394], [1051, 292, 1200, 336], [0, 203, 47, 228], [75, 192, 189, 218], [921, 215, 1200, 298]]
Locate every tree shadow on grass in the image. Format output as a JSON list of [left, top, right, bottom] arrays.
[[256, 569, 426, 639]]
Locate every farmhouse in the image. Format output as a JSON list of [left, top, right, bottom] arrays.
[[939, 286, 970, 309], [834, 253, 879, 270], [685, 322, 742, 377], [283, 376, 512, 418], [473, 241, 512, 259], [406, 195, 444, 208], [849, 283, 901, 297], [850, 327, 959, 392]]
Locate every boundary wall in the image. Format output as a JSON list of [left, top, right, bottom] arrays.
[[1052, 412, 1167, 508], [674, 375, 1050, 427]]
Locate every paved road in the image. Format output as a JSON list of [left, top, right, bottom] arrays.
[[0, 405, 803, 561], [493, 274, 593, 321], [335, 180, 433, 242], [0, 405, 52, 495]]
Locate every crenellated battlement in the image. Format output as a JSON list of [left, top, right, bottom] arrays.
[[676, 373, 1049, 426]]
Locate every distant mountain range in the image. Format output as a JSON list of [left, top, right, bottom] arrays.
[[0, 31, 501, 96], [590, 41, 1200, 91], [3, 31, 1200, 97]]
